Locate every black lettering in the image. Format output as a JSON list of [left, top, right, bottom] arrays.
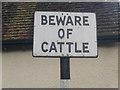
[[75, 16, 81, 26], [58, 28, 65, 39], [66, 42, 73, 53], [66, 16, 73, 25], [49, 15, 55, 25], [67, 29, 73, 39], [83, 42, 89, 53], [56, 16, 66, 25], [49, 42, 57, 52], [75, 42, 81, 53], [83, 16, 89, 26], [57, 42, 64, 52], [41, 15, 47, 25], [41, 42, 48, 52]]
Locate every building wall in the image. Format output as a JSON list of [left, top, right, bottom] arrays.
[[2, 42, 118, 88], [0, 52, 2, 89]]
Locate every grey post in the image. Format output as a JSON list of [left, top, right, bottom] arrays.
[[60, 57, 70, 88]]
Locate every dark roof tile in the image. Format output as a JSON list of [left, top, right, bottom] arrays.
[[2, 2, 119, 42]]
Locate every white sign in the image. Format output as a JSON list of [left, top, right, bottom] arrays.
[[33, 11, 97, 57]]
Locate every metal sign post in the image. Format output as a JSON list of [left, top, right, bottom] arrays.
[[60, 57, 70, 88], [33, 11, 97, 88]]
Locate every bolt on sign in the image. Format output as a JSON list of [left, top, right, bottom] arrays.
[[33, 11, 97, 57]]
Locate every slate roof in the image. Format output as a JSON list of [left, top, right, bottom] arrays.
[[2, 2, 120, 45]]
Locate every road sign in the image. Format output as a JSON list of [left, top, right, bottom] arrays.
[[33, 11, 97, 57]]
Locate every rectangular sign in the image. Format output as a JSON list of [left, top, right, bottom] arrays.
[[33, 11, 97, 57]]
